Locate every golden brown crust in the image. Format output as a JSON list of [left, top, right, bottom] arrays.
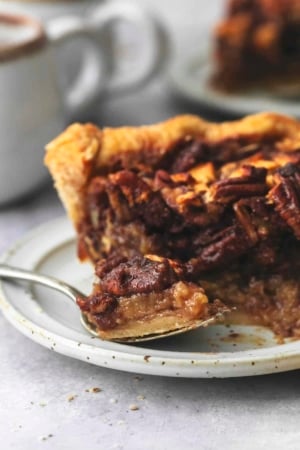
[[89, 315, 211, 341], [45, 113, 300, 232], [45, 123, 102, 227], [98, 113, 300, 163]]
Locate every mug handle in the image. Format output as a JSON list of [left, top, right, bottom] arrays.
[[88, 1, 170, 96], [47, 15, 111, 118], [46, 2, 169, 118]]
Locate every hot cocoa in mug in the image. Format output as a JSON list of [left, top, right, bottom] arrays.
[[0, 0, 95, 21]]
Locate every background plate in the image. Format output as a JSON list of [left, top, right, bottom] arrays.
[[0, 216, 300, 377], [170, 47, 300, 118]]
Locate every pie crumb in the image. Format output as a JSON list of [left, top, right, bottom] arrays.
[[129, 404, 139, 411], [133, 376, 143, 381], [85, 387, 102, 393], [117, 420, 125, 425], [39, 434, 53, 441]]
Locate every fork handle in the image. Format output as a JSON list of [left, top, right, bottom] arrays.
[[0, 264, 80, 303]]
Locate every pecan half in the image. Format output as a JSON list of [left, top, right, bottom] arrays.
[[211, 165, 268, 203], [97, 255, 181, 297], [109, 170, 174, 229], [269, 163, 300, 239], [233, 196, 282, 243], [185, 223, 254, 276]]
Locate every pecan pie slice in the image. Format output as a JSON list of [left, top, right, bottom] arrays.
[[211, 0, 300, 93], [45, 113, 300, 340]]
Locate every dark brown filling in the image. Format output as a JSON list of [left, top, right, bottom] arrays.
[[77, 136, 300, 336]]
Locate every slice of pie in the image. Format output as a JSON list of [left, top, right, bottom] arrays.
[[211, 0, 300, 93], [45, 113, 300, 340]]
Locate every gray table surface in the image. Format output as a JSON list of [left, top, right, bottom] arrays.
[[1, 1, 300, 449]]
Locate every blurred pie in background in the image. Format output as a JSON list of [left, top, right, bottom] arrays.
[[211, 0, 300, 94]]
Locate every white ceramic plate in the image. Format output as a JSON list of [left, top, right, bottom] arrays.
[[1, 216, 300, 378], [170, 46, 300, 118]]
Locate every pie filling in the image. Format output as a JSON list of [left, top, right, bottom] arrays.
[[76, 135, 300, 339], [211, 0, 300, 92], [77, 255, 225, 339]]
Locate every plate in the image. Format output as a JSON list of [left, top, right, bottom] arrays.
[[1, 217, 300, 378], [170, 46, 300, 118]]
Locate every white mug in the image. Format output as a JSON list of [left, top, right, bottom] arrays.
[[0, 4, 168, 204]]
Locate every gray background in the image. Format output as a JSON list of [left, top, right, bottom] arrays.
[[1, 1, 300, 449]]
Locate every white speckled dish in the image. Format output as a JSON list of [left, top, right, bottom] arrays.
[[169, 45, 300, 118], [0, 216, 300, 378]]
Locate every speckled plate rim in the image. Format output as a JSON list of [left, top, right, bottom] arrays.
[[1, 216, 300, 378], [169, 45, 300, 118]]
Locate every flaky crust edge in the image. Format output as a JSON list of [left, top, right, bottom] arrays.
[[45, 123, 102, 227], [44, 112, 300, 229]]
